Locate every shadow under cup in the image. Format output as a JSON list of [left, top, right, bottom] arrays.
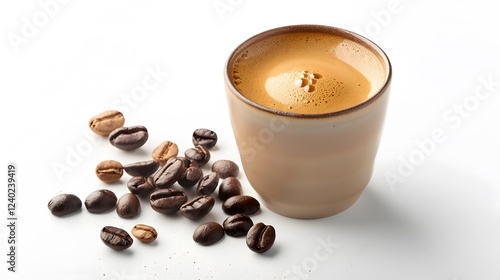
[[224, 25, 392, 219]]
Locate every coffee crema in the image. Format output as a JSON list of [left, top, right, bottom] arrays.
[[229, 32, 372, 114]]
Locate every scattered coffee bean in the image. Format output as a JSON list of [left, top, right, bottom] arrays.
[[100, 226, 133, 250], [84, 189, 117, 213], [223, 213, 254, 237], [95, 160, 123, 183], [196, 172, 219, 195], [184, 145, 211, 166], [192, 128, 218, 149], [131, 224, 158, 243], [123, 160, 159, 177], [180, 195, 215, 220], [116, 193, 141, 219], [127, 176, 156, 198], [222, 195, 260, 215], [211, 159, 239, 178], [149, 188, 188, 214], [109, 125, 149, 151], [218, 177, 242, 201], [193, 222, 225, 246], [152, 141, 179, 165], [88, 110, 125, 137], [153, 157, 186, 188], [246, 222, 276, 253], [178, 165, 203, 188], [48, 194, 82, 217]]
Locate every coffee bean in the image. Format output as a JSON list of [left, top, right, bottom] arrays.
[[218, 177, 242, 201], [196, 172, 219, 195], [180, 195, 215, 220], [109, 125, 148, 151], [152, 141, 179, 165], [178, 165, 203, 188], [223, 213, 254, 237], [95, 160, 123, 183], [149, 188, 187, 214], [184, 145, 211, 166], [193, 222, 224, 246], [192, 128, 218, 149], [123, 160, 159, 177], [211, 160, 239, 178], [127, 176, 156, 198], [100, 226, 133, 250], [246, 222, 276, 253], [48, 194, 82, 217], [131, 224, 158, 243], [222, 195, 260, 215], [89, 110, 125, 137], [84, 189, 117, 213], [153, 157, 186, 188], [116, 193, 141, 219]]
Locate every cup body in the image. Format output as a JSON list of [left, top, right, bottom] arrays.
[[224, 25, 392, 219]]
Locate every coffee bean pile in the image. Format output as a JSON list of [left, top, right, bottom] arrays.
[[47, 110, 276, 254]]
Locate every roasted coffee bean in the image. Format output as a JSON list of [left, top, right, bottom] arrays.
[[84, 189, 117, 213], [184, 145, 211, 166], [211, 160, 239, 178], [48, 194, 82, 217], [95, 160, 123, 183], [109, 125, 148, 151], [100, 226, 133, 250], [193, 222, 224, 246], [246, 222, 276, 253], [127, 176, 156, 198], [218, 177, 242, 201], [196, 172, 219, 195], [223, 213, 254, 237], [131, 224, 158, 243], [222, 195, 260, 215], [180, 195, 215, 220], [152, 141, 179, 165], [178, 165, 203, 188], [192, 128, 218, 149], [149, 188, 187, 214], [123, 160, 159, 177], [153, 157, 186, 188], [88, 110, 125, 137], [116, 193, 141, 219]]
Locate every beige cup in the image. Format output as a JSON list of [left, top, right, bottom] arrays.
[[224, 25, 392, 219]]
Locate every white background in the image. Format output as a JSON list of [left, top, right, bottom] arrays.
[[1, 0, 500, 279]]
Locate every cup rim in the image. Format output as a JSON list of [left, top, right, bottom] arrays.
[[224, 24, 392, 118]]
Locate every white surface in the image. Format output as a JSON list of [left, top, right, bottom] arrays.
[[1, 0, 500, 279]]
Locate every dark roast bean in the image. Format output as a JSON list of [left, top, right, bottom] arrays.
[[218, 177, 242, 201], [48, 194, 82, 217], [116, 193, 141, 219], [95, 160, 123, 183], [223, 213, 254, 237], [153, 157, 186, 188], [246, 222, 276, 253], [222, 195, 260, 215], [211, 160, 239, 178], [193, 222, 224, 246], [127, 176, 156, 198], [180, 195, 215, 220], [149, 188, 187, 214], [109, 125, 148, 151], [131, 224, 158, 243], [178, 165, 203, 188], [152, 141, 179, 165], [196, 172, 219, 195], [84, 189, 117, 213], [123, 160, 159, 177], [184, 145, 211, 166], [100, 226, 133, 250], [88, 110, 125, 137], [192, 128, 218, 149]]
